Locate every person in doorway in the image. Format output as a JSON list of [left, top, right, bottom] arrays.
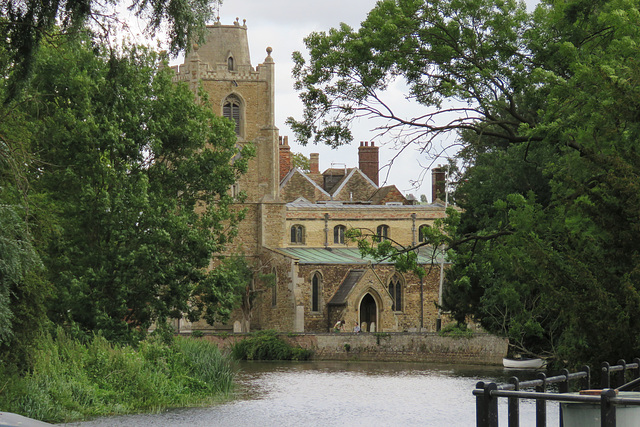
[[353, 322, 361, 333]]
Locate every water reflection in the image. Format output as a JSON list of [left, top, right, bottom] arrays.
[[63, 361, 558, 427]]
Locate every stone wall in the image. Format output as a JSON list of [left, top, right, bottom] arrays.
[[200, 332, 508, 365], [296, 263, 443, 333], [285, 204, 447, 248], [310, 333, 507, 365]]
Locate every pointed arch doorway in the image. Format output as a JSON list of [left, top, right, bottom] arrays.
[[359, 293, 377, 332]]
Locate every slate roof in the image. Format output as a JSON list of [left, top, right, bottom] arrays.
[[329, 169, 377, 198], [275, 247, 447, 265], [328, 269, 365, 306], [369, 185, 405, 205], [279, 168, 331, 198]]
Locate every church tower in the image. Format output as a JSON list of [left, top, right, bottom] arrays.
[[171, 19, 285, 255]]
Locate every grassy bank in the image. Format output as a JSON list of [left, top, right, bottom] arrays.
[[0, 329, 235, 423]]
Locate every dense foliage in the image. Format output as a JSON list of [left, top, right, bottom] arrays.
[[0, 0, 218, 102], [0, 32, 252, 366], [0, 329, 234, 423], [290, 0, 640, 366]]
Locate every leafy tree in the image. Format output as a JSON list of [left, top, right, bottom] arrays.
[[0, 0, 218, 102], [291, 152, 310, 172], [195, 256, 277, 332], [290, 0, 640, 366], [0, 87, 51, 366], [18, 35, 252, 342], [287, 0, 534, 150], [0, 205, 45, 345], [195, 256, 252, 328]]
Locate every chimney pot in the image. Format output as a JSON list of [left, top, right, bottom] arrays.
[[279, 136, 292, 181], [432, 166, 446, 203], [310, 153, 320, 174], [358, 141, 379, 186]]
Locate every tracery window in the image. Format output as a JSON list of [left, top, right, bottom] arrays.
[[223, 94, 242, 135], [388, 274, 403, 312], [311, 273, 321, 312], [376, 224, 390, 241], [290, 224, 305, 244], [333, 225, 346, 244]]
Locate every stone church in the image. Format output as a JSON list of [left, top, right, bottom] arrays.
[[170, 19, 449, 334]]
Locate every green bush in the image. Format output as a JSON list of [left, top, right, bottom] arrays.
[[0, 328, 235, 423], [231, 330, 312, 361], [438, 323, 474, 338]]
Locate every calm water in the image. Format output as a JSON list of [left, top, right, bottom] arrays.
[[63, 361, 559, 426]]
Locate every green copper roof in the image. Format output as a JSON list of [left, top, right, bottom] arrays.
[[275, 247, 447, 265]]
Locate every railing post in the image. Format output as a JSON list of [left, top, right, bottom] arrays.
[[617, 359, 627, 388], [484, 382, 499, 427], [535, 372, 546, 427], [476, 381, 487, 427], [600, 388, 616, 427], [559, 368, 570, 427], [508, 377, 520, 427], [601, 362, 611, 389], [581, 365, 591, 391], [634, 358, 640, 381], [477, 382, 499, 427]]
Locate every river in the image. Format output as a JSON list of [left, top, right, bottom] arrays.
[[63, 361, 558, 426]]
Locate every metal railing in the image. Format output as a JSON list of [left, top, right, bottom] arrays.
[[474, 358, 640, 426]]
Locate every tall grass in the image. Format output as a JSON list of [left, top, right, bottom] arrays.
[[0, 328, 235, 423]]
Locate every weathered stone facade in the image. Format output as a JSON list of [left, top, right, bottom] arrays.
[[171, 20, 450, 334]]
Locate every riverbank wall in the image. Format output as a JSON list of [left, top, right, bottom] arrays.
[[200, 332, 507, 365]]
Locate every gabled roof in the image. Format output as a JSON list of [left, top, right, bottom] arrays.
[[290, 196, 312, 204], [279, 167, 331, 198], [369, 185, 407, 205], [328, 269, 365, 306], [330, 168, 378, 198]]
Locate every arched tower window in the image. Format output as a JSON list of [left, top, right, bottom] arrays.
[[223, 94, 242, 135], [227, 56, 234, 71], [388, 274, 403, 312], [376, 224, 390, 241], [311, 272, 321, 312], [333, 225, 346, 244], [418, 224, 430, 243], [291, 224, 305, 244]]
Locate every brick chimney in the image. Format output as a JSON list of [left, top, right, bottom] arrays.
[[279, 136, 291, 181], [432, 166, 446, 203], [358, 141, 379, 186], [309, 153, 320, 174]]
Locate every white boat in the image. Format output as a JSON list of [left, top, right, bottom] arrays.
[[503, 357, 546, 369]]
